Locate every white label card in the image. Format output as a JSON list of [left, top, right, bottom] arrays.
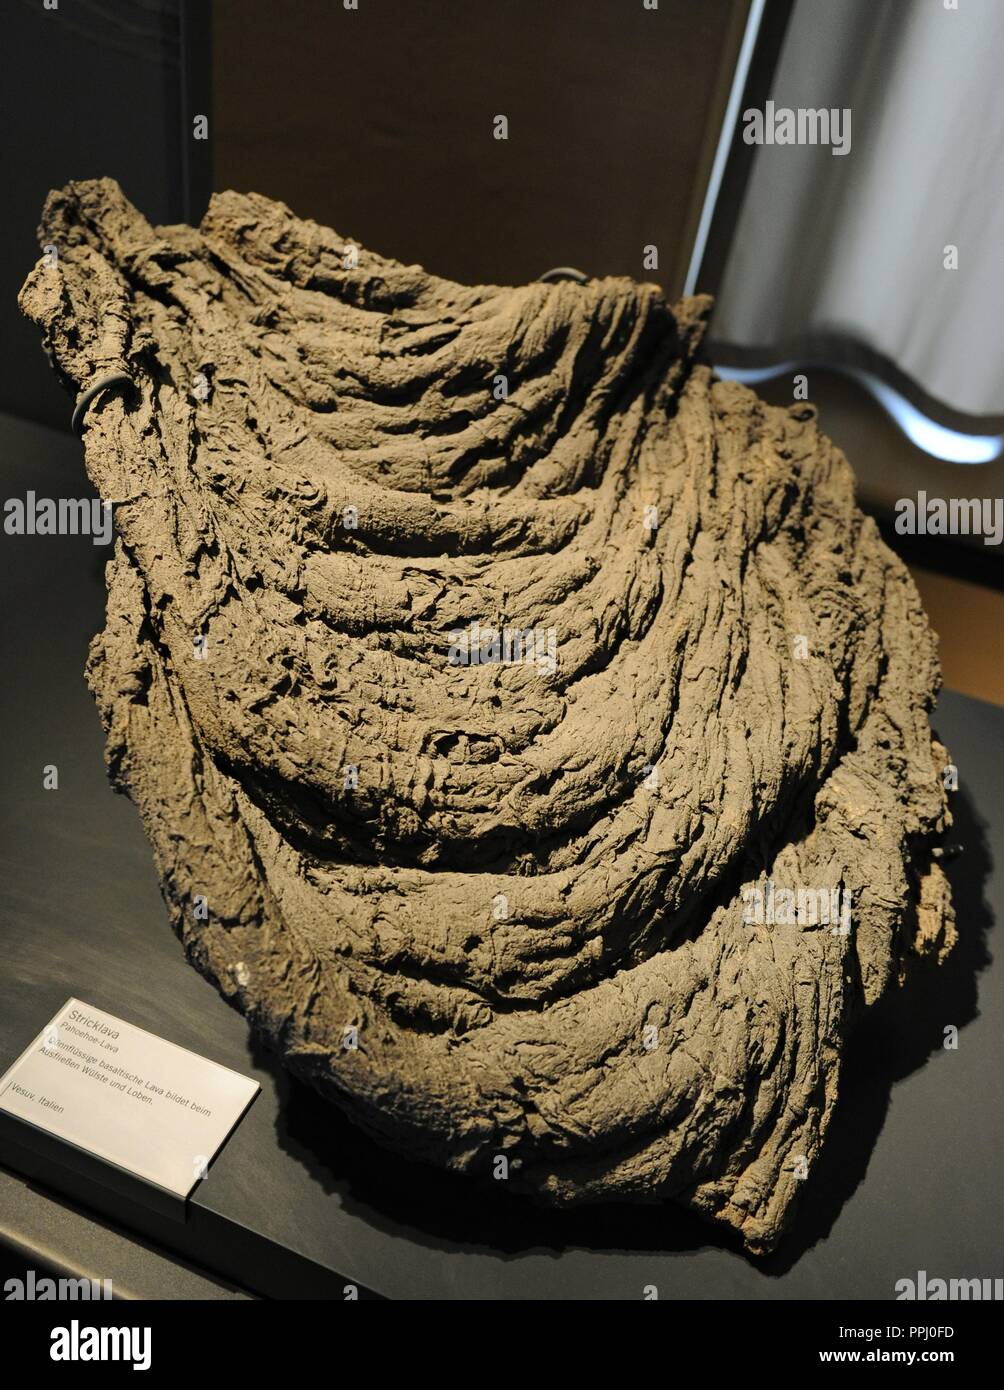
[[0, 998, 259, 1198]]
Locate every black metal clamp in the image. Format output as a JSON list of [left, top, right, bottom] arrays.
[[537, 267, 590, 284], [71, 373, 134, 436]]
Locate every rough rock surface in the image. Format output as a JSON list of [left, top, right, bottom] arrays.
[[21, 179, 955, 1253]]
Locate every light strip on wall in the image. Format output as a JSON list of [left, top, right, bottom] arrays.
[[683, 0, 768, 298], [714, 361, 1004, 464]]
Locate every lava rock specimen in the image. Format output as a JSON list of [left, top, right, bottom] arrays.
[[21, 179, 955, 1253]]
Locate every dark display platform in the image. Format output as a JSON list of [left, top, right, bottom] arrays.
[[1, 411, 1001, 1299]]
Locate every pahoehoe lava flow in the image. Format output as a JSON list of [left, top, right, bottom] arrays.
[[20, 179, 956, 1254]]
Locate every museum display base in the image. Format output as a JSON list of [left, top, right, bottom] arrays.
[[1, 411, 1001, 1299]]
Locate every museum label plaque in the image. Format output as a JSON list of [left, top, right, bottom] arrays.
[[0, 998, 259, 1202]]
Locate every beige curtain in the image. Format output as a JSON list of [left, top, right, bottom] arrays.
[[710, 0, 1004, 427]]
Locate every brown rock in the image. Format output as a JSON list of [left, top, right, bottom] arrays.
[[20, 179, 954, 1252]]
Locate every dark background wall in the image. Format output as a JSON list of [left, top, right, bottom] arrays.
[[5, 0, 740, 431], [212, 0, 741, 291], [3, 0, 213, 430]]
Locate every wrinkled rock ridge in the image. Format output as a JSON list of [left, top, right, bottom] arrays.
[[20, 179, 955, 1252]]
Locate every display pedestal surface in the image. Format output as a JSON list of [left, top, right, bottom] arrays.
[[1, 411, 1000, 1299]]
